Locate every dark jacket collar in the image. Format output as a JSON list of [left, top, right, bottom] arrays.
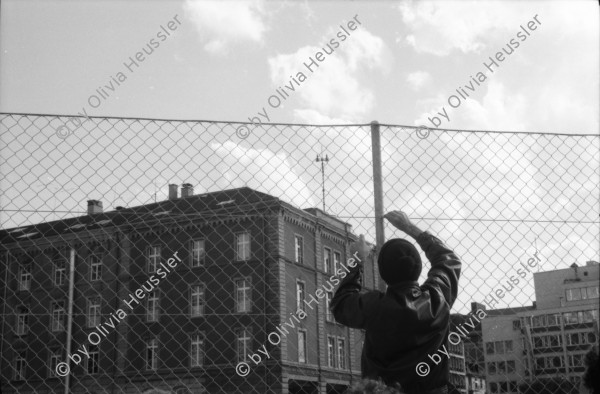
[[387, 280, 419, 291]]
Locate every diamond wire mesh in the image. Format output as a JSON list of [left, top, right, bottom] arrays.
[[381, 125, 600, 394], [0, 113, 598, 394]]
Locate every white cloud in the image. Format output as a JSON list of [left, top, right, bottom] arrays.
[[404, 1, 597, 133], [209, 141, 314, 208], [343, 29, 392, 74], [184, 0, 267, 54], [397, 0, 533, 56], [457, 81, 527, 131], [268, 28, 391, 122], [407, 71, 432, 90], [292, 109, 351, 124], [415, 74, 596, 134]]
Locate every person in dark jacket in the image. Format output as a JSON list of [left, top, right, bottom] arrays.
[[331, 211, 462, 394]]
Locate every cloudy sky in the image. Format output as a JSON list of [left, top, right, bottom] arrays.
[[1, 0, 598, 313], [1, 0, 598, 132]]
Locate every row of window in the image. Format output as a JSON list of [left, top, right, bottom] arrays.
[[562, 310, 599, 325], [567, 353, 586, 367], [532, 334, 562, 349], [447, 341, 462, 355], [12, 334, 205, 381], [238, 328, 347, 368], [14, 346, 98, 380], [565, 331, 597, 346], [17, 259, 69, 290], [469, 377, 485, 390], [516, 309, 599, 329], [15, 235, 244, 290], [448, 357, 465, 372], [14, 280, 253, 335], [147, 240, 210, 273], [149, 239, 214, 270], [295, 281, 334, 322], [326, 336, 347, 369], [489, 381, 518, 393], [294, 235, 345, 275], [530, 331, 597, 349], [19, 327, 339, 380], [323, 247, 341, 275], [16, 276, 345, 335], [448, 373, 466, 389], [487, 360, 516, 375], [485, 340, 513, 355], [17, 233, 350, 291], [534, 355, 563, 369], [18, 256, 102, 291], [532, 354, 587, 369], [565, 285, 599, 301]]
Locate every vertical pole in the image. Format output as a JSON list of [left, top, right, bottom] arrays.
[[316, 154, 329, 212], [0, 252, 9, 378], [321, 160, 326, 212], [370, 121, 386, 292], [64, 248, 76, 394]]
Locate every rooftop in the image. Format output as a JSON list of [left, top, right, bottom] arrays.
[[485, 305, 537, 316], [0, 187, 351, 246]]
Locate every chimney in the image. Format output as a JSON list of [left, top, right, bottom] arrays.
[[87, 200, 103, 215], [181, 183, 193, 198], [168, 184, 178, 200]]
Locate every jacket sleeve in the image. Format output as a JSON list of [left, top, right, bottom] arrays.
[[416, 231, 462, 310], [330, 258, 382, 329]]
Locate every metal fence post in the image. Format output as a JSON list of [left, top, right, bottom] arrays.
[[370, 120, 386, 292], [64, 248, 75, 394]]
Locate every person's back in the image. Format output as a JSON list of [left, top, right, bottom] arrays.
[[331, 211, 462, 394]]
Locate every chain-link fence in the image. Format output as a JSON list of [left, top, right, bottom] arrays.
[[1, 113, 599, 394]]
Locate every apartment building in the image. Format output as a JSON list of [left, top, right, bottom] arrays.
[[482, 261, 599, 394], [0, 186, 377, 394], [451, 309, 486, 394], [448, 315, 469, 394], [448, 339, 467, 393]]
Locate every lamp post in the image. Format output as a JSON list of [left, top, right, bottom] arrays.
[[315, 153, 329, 212]]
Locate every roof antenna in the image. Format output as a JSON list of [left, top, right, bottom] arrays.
[[316, 153, 330, 212]]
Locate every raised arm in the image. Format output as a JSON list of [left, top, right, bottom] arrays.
[[330, 235, 381, 329], [383, 211, 462, 308]]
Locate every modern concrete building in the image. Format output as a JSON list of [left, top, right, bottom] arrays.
[[0, 186, 378, 394], [451, 308, 486, 394], [482, 261, 599, 394], [447, 338, 467, 393], [465, 373, 485, 394], [448, 315, 469, 394], [481, 305, 536, 394]]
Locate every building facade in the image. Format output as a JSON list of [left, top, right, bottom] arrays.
[[447, 338, 467, 393], [448, 315, 469, 394], [451, 309, 486, 394], [0, 186, 377, 394], [482, 261, 599, 394]]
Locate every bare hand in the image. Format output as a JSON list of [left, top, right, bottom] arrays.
[[384, 211, 420, 237], [350, 234, 370, 262]]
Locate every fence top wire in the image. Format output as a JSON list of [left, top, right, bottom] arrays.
[[1, 111, 598, 136], [0, 112, 598, 322]]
